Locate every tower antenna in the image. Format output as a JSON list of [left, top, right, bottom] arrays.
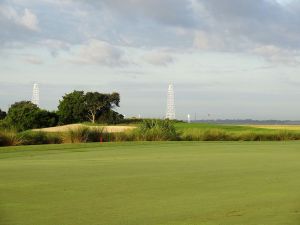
[[166, 84, 175, 120], [32, 83, 39, 106]]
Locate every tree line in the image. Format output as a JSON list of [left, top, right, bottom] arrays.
[[0, 90, 123, 131]]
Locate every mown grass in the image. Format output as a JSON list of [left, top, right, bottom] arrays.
[[1, 142, 300, 225]]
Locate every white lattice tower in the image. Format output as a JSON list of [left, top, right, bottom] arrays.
[[32, 83, 39, 106], [166, 84, 176, 120]]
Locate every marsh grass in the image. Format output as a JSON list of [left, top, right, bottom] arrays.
[[0, 129, 21, 146], [64, 127, 108, 143], [179, 128, 300, 141], [2, 122, 300, 146], [18, 131, 63, 145], [135, 119, 179, 141]]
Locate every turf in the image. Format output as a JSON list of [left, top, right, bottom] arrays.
[[1, 142, 300, 225]]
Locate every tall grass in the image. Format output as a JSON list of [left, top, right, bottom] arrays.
[[135, 119, 179, 141], [3, 122, 300, 147], [64, 127, 107, 143], [179, 128, 300, 141], [0, 129, 21, 146], [18, 131, 63, 145]]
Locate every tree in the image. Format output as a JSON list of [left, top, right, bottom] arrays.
[[85, 92, 109, 123], [85, 92, 120, 123], [5, 101, 58, 131], [57, 91, 121, 124], [97, 109, 124, 124], [6, 101, 40, 131], [34, 110, 59, 128], [57, 91, 87, 124], [0, 109, 6, 120]]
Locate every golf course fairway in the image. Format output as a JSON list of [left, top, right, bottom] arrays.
[[1, 142, 300, 225]]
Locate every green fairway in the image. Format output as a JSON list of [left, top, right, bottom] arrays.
[[1, 142, 300, 225]]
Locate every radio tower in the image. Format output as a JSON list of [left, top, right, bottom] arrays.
[[166, 84, 176, 120], [32, 83, 39, 106]]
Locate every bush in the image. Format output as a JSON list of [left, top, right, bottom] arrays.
[[0, 119, 14, 130], [18, 131, 62, 145]]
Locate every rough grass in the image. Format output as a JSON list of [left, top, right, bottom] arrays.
[[176, 123, 300, 141], [3, 122, 300, 146], [247, 125, 300, 130], [1, 142, 300, 225], [0, 130, 21, 146]]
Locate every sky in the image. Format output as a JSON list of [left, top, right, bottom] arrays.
[[1, 0, 300, 120]]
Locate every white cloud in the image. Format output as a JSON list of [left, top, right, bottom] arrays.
[[70, 39, 127, 66], [20, 8, 39, 31], [0, 6, 39, 31]]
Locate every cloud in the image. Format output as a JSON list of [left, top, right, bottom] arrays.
[[143, 50, 174, 66], [2, 0, 300, 65], [0, 6, 39, 31], [193, 31, 225, 50], [69, 39, 127, 66], [23, 55, 43, 65], [252, 45, 299, 64], [39, 39, 70, 57], [77, 0, 197, 27], [20, 8, 39, 31]]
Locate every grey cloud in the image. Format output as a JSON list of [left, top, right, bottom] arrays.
[[78, 0, 197, 28], [197, 0, 300, 49]]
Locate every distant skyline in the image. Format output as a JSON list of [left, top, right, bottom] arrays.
[[1, 0, 300, 120]]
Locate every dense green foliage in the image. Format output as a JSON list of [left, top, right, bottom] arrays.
[[0, 109, 6, 120], [57, 90, 121, 124], [96, 109, 124, 124], [4, 101, 58, 131], [57, 91, 87, 124], [1, 142, 300, 225], [85, 92, 120, 123]]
